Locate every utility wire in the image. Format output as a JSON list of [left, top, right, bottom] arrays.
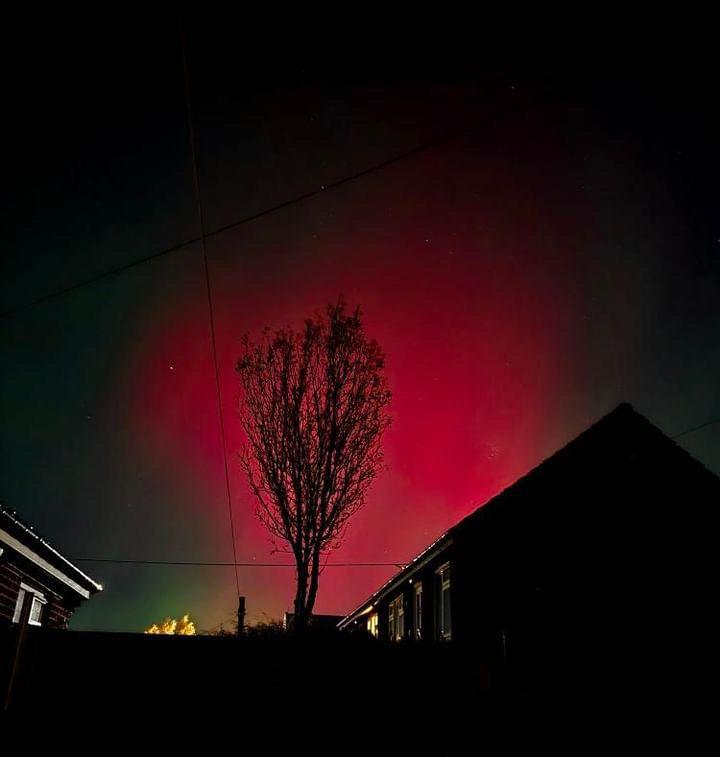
[[70, 558, 407, 568], [180, 10, 240, 600], [671, 417, 720, 440], [0, 138, 457, 319]]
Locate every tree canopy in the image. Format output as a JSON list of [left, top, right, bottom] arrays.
[[236, 301, 391, 631]]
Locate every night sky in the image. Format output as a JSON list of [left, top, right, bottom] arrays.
[[2, 10, 718, 632]]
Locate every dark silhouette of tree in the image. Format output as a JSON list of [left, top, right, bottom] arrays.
[[236, 301, 391, 633]]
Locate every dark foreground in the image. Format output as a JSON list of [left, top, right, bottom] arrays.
[[1, 626, 708, 754]]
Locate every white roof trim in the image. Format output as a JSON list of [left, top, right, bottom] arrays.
[[0, 527, 92, 599], [0, 507, 101, 592], [338, 533, 453, 629]]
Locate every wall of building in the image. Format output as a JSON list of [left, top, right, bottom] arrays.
[[369, 542, 459, 644], [0, 550, 78, 629]]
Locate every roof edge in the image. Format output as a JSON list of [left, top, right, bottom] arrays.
[[0, 504, 102, 593], [338, 402, 719, 629], [338, 532, 452, 629]]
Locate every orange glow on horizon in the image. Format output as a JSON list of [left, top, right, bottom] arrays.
[[144, 614, 197, 635]]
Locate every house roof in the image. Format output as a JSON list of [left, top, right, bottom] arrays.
[[0, 502, 102, 598], [338, 403, 720, 629]]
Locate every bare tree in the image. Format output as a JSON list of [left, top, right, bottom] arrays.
[[236, 301, 391, 633]]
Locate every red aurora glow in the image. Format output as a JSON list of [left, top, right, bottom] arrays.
[[121, 131, 585, 623]]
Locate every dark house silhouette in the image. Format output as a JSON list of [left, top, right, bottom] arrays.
[[0, 504, 102, 630], [338, 403, 719, 694]]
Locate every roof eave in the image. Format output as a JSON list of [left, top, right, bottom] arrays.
[[338, 533, 453, 629], [0, 508, 102, 594]]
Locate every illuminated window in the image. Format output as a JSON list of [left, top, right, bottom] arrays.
[[388, 595, 404, 641], [414, 581, 423, 639], [367, 612, 378, 638], [13, 583, 47, 627], [435, 563, 451, 640]]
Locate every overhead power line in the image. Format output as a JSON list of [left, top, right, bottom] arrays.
[[180, 9, 240, 601], [0, 131, 458, 319], [70, 558, 407, 568], [671, 417, 720, 440]]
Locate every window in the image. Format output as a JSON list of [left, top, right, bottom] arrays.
[[13, 583, 47, 627], [414, 582, 423, 639], [435, 563, 451, 640], [29, 595, 45, 625], [388, 595, 404, 641], [367, 612, 378, 638]]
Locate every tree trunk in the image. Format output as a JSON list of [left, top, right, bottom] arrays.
[[305, 549, 321, 624], [293, 563, 309, 634]]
